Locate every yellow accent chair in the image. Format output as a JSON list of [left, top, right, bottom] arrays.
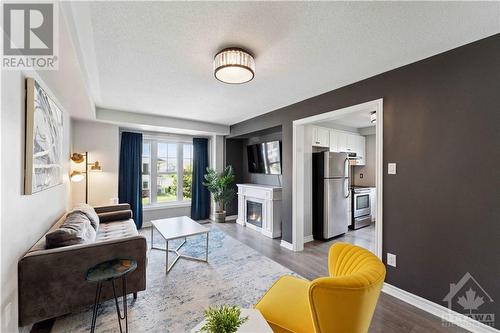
[[255, 242, 386, 333]]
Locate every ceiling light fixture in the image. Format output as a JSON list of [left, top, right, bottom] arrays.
[[370, 111, 377, 124], [214, 48, 255, 84]]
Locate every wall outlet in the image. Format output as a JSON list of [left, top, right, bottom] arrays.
[[359, 173, 363, 179], [387, 253, 397, 267], [388, 163, 397, 175]]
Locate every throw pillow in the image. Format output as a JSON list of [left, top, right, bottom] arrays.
[[45, 212, 96, 248], [70, 203, 100, 231]]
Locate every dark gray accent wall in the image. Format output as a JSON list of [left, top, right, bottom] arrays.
[[242, 131, 282, 186], [229, 34, 500, 325], [225, 128, 283, 215], [224, 138, 244, 216]]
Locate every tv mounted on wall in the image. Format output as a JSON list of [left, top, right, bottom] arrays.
[[247, 141, 282, 174]]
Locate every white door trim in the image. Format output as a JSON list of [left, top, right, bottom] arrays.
[[290, 98, 384, 258]]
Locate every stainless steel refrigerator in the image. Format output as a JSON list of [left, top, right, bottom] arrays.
[[312, 151, 350, 239]]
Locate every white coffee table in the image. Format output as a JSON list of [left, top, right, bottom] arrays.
[[151, 216, 209, 274], [191, 309, 272, 333]]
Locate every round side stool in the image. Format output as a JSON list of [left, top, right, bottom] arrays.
[[86, 258, 137, 333]]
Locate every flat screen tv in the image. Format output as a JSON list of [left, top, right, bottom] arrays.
[[247, 141, 282, 174]]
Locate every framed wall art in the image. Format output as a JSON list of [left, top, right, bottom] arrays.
[[24, 78, 64, 195]]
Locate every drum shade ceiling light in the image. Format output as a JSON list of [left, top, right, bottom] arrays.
[[214, 48, 255, 84]]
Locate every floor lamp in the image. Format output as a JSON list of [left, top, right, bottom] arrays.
[[70, 152, 102, 204]]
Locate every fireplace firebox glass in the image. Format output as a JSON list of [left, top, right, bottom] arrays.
[[246, 201, 263, 228]]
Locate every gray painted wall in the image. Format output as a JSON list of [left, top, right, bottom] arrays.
[[224, 139, 244, 216], [228, 34, 500, 326], [242, 131, 283, 187], [225, 129, 283, 216]]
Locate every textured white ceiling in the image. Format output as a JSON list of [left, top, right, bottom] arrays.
[[69, 1, 499, 125]]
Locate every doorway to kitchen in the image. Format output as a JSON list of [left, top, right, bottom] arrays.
[[290, 99, 383, 258]]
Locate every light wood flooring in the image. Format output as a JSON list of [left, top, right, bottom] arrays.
[[216, 221, 469, 333]]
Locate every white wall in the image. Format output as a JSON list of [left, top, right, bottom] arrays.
[[1, 7, 94, 331], [1, 71, 72, 333], [71, 120, 120, 206], [352, 134, 376, 186]]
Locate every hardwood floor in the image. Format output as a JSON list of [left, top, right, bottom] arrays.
[[216, 221, 469, 333]]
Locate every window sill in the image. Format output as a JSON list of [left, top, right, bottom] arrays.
[[143, 201, 191, 211]]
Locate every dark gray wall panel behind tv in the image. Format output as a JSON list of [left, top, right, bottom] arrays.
[[228, 34, 500, 327]]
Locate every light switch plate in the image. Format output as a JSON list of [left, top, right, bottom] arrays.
[[388, 163, 397, 175], [387, 253, 397, 267]]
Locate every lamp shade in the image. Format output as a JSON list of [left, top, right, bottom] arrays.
[[214, 48, 255, 84], [70, 171, 84, 182], [70, 153, 85, 163], [90, 161, 102, 172]]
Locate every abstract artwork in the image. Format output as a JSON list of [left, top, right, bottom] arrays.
[[24, 78, 64, 194]]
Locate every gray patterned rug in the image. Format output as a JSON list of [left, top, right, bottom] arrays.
[[51, 224, 297, 333]]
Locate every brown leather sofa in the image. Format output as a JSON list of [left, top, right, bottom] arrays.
[[18, 204, 147, 327]]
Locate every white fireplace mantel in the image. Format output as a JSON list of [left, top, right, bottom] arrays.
[[236, 184, 282, 238]]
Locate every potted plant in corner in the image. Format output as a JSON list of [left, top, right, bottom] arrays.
[[203, 166, 235, 223]]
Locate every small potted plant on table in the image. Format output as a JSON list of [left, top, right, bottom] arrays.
[[197, 305, 248, 333], [203, 166, 235, 223]]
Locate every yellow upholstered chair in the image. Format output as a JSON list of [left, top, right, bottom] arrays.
[[255, 242, 386, 333]]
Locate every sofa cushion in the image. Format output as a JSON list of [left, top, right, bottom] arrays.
[[96, 219, 138, 242], [70, 203, 100, 231], [45, 212, 97, 248], [98, 209, 133, 223]]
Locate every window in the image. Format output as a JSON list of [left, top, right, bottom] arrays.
[[141, 139, 193, 206]]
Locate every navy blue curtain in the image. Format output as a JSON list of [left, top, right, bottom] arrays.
[[191, 138, 210, 220], [119, 132, 143, 229]]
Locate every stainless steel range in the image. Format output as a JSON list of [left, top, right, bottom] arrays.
[[350, 187, 372, 230]]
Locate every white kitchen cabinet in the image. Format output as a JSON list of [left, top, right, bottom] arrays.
[[329, 131, 339, 152], [312, 126, 330, 147], [349, 135, 366, 166], [337, 132, 348, 152], [327, 130, 366, 165]]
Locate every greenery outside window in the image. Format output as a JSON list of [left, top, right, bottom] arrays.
[[142, 138, 193, 206]]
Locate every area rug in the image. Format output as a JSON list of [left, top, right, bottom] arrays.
[[51, 224, 298, 333]]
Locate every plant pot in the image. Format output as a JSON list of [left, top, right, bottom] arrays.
[[214, 210, 226, 223]]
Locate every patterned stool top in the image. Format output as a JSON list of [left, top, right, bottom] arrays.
[[86, 258, 137, 282]]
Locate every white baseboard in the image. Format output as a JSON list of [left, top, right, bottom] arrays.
[[280, 240, 294, 251], [303, 235, 314, 243], [383, 283, 498, 333]]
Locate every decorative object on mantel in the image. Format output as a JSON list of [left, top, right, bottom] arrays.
[[203, 166, 235, 223], [196, 305, 248, 333], [214, 48, 255, 84], [70, 152, 102, 204], [24, 78, 64, 195], [236, 184, 282, 238]]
